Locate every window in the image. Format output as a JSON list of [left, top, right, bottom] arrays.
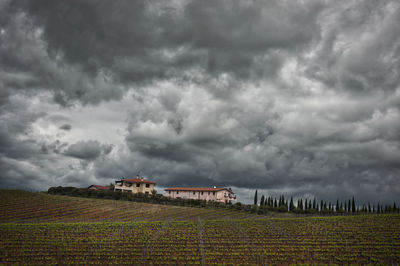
[[146, 183, 150, 188], [224, 193, 226, 197], [208, 192, 210, 195], [168, 191, 171, 194], [136, 183, 140, 187], [193, 191, 195, 195], [177, 191, 179, 194], [213, 192, 215, 195], [201, 192, 203, 195], [145, 191, 149, 194]]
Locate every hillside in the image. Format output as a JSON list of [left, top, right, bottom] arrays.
[[0, 189, 263, 223], [1, 190, 400, 264]]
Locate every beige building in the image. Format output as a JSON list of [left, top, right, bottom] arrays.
[[164, 187, 236, 203], [114, 176, 156, 194]]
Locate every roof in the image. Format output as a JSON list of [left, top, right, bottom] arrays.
[[88, 185, 110, 190], [121, 178, 156, 184], [165, 187, 233, 193]]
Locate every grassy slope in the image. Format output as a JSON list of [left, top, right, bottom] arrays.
[[0, 189, 264, 223]]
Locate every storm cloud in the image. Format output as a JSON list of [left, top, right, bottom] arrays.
[[0, 0, 399, 204]]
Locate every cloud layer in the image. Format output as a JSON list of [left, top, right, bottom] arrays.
[[1, 0, 399, 204]]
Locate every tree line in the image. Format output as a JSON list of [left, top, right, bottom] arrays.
[[47, 186, 399, 216], [253, 189, 399, 214]]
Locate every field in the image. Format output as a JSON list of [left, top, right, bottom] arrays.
[[0, 190, 262, 223], [1, 190, 400, 265]]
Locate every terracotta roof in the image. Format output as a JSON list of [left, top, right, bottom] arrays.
[[121, 178, 156, 184], [88, 185, 110, 190], [165, 187, 233, 193]]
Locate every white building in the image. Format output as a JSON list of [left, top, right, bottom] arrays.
[[164, 187, 236, 203]]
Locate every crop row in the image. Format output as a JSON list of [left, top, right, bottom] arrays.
[[1, 214, 399, 264], [0, 190, 259, 223]]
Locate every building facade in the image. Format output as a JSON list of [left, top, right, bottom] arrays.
[[164, 187, 236, 203], [114, 176, 156, 194]]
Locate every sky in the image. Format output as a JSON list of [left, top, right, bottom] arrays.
[[1, 0, 399, 204]]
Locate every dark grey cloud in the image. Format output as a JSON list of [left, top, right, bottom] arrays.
[[0, 0, 399, 205], [64, 140, 112, 160], [6, 0, 323, 89], [59, 124, 71, 131]]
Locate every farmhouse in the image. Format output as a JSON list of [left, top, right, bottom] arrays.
[[114, 176, 156, 194], [88, 185, 111, 191], [164, 187, 236, 203]]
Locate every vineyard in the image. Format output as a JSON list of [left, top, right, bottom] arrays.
[[1, 190, 400, 264], [0, 190, 262, 223]]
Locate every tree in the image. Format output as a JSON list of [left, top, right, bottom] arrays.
[[260, 195, 265, 208], [289, 197, 294, 211], [254, 190, 258, 206], [313, 198, 316, 210], [352, 196, 355, 213], [336, 199, 339, 212]]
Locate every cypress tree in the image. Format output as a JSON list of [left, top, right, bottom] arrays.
[[309, 200, 312, 210], [290, 197, 294, 211], [320, 200, 323, 212], [260, 195, 265, 208], [368, 203, 371, 213], [313, 198, 316, 210], [305, 199, 308, 210], [254, 190, 258, 205], [348, 199, 351, 212], [352, 196, 355, 213], [336, 199, 339, 212], [274, 198, 277, 208]]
